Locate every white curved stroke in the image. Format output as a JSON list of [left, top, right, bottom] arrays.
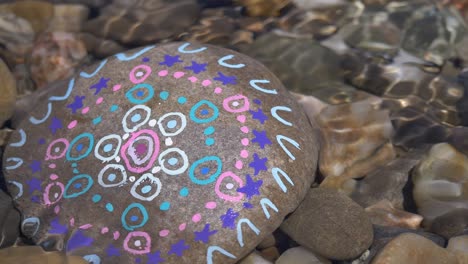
[[130, 173, 162, 201], [178, 42, 207, 54], [9, 129, 26, 147], [49, 78, 75, 101], [218, 55, 245, 69], [115, 45, 155, 61], [80, 60, 108, 78], [29, 102, 52, 124]]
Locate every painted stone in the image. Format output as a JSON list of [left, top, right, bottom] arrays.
[[3, 42, 319, 263]]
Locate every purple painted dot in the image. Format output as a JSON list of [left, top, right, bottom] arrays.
[[38, 138, 46, 145], [253, 99, 261, 105], [142, 57, 150, 62]]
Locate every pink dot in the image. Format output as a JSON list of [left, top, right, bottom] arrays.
[[241, 138, 249, 146], [79, 224, 92, 229], [192, 214, 202, 222], [54, 206, 60, 214], [240, 150, 249, 158], [173, 72, 185, 78], [49, 174, 59, 180], [235, 160, 243, 169], [67, 120, 77, 129], [158, 70, 168, 77], [202, 80, 212, 86], [178, 223, 186, 231], [237, 115, 246, 123], [81, 107, 89, 114], [96, 97, 104, 105], [48, 163, 56, 169], [214, 87, 222, 94], [205, 201, 217, 209], [101, 227, 109, 234], [112, 84, 122, 92], [241, 126, 249, 133], [113, 231, 120, 240], [188, 76, 198, 83], [159, 230, 170, 237], [70, 218, 75, 226]]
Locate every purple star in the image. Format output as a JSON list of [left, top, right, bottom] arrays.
[[184, 61, 207, 74], [66, 95, 85, 113], [29, 160, 41, 173], [220, 208, 239, 229], [214, 72, 237, 85], [249, 153, 268, 176], [106, 244, 120, 257], [67, 230, 94, 252], [147, 251, 165, 263], [159, 55, 182, 67], [142, 57, 150, 62], [90, 77, 109, 95], [253, 99, 262, 105], [237, 175, 263, 199], [250, 108, 268, 124], [168, 239, 189, 257], [252, 130, 272, 149], [194, 224, 218, 244], [49, 218, 68, 234], [26, 177, 42, 193], [49, 117, 62, 135]]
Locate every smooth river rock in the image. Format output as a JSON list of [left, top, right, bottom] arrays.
[[2, 43, 319, 263], [281, 188, 373, 260]]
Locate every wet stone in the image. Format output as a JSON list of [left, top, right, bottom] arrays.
[[2, 43, 319, 263]]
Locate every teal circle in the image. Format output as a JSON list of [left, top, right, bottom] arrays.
[[63, 174, 93, 198], [179, 187, 189, 197], [205, 138, 215, 146], [121, 203, 149, 231], [106, 203, 114, 212], [160, 202, 170, 211], [126, 83, 154, 104], [189, 100, 219, 124], [92, 194, 101, 203], [177, 96, 187, 104], [159, 91, 169, 100], [66, 133, 94, 161], [204, 126, 215, 135], [189, 156, 222, 185]]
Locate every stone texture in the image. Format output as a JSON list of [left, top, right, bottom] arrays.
[[281, 188, 373, 260], [412, 143, 468, 225], [350, 147, 426, 209], [29, 31, 87, 89], [430, 209, 468, 239], [256, 233, 276, 250], [0, 246, 87, 264], [259, 246, 280, 262], [238, 250, 272, 264], [83, 0, 200, 46], [48, 4, 89, 32], [447, 235, 468, 254], [235, 0, 290, 17], [365, 200, 423, 229], [0, 190, 20, 248], [0, 12, 35, 65], [317, 99, 395, 192], [276, 246, 331, 264], [371, 233, 460, 264], [0, 58, 17, 127], [0, 0, 54, 33], [3, 43, 320, 263]]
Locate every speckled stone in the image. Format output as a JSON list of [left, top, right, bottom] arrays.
[[281, 188, 373, 260], [3, 43, 319, 263], [0, 246, 87, 264], [276, 246, 331, 264], [0, 58, 17, 127]]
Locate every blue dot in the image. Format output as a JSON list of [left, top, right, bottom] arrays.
[[103, 144, 113, 152], [141, 186, 152, 194], [205, 138, 215, 146], [160, 202, 170, 211], [92, 194, 101, 203], [178, 97, 187, 104], [106, 203, 114, 212], [200, 167, 210, 175], [167, 120, 177, 129], [160, 91, 169, 100], [136, 90, 144, 97], [76, 144, 83, 152], [168, 158, 178, 166], [74, 183, 82, 189], [200, 109, 209, 115], [108, 173, 116, 182], [130, 215, 139, 221], [131, 114, 141, 122], [204, 126, 215, 135], [110, 105, 118, 112], [179, 187, 189, 197]]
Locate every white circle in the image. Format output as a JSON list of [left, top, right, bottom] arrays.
[[157, 112, 187, 137], [98, 164, 127, 188], [122, 105, 151, 133], [130, 173, 162, 201], [165, 137, 173, 146], [226, 183, 234, 189], [158, 148, 189, 176], [94, 134, 122, 162], [149, 119, 157, 127], [129, 176, 136, 182], [123, 133, 130, 140]]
